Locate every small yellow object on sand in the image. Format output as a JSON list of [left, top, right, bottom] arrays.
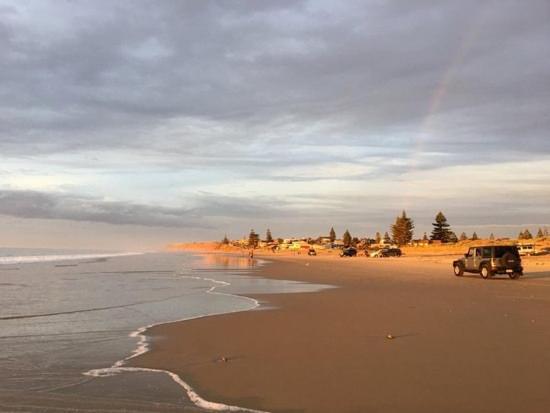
[[386, 334, 394, 340]]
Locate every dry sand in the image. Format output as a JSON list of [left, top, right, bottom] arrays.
[[131, 254, 550, 413]]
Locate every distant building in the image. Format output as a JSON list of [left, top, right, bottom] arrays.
[[289, 241, 309, 250]]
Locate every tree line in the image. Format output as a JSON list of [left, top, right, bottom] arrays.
[[223, 213, 548, 248]]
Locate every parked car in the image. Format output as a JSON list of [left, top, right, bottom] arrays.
[[307, 248, 317, 256], [517, 244, 535, 256], [370, 248, 402, 258], [340, 247, 357, 257], [533, 247, 550, 256], [452, 245, 523, 279]]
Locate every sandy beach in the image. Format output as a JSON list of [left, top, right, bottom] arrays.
[[130, 253, 550, 413]]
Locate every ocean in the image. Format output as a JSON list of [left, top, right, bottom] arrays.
[[0, 249, 328, 412]]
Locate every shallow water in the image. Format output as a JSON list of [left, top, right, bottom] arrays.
[[0, 251, 328, 411]]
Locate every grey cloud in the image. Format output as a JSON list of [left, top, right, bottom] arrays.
[[0, 190, 297, 228], [1, 0, 549, 246], [0, 0, 549, 163], [0, 190, 208, 228]]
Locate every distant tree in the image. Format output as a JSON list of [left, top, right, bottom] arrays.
[[383, 231, 391, 244], [375, 232, 382, 244], [266, 228, 274, 243], [431, 212, 453, 243], [343, 230, 352, 247], [391, 210, 415, 246], [489, 233, 495, 240], [351, 237, 360, 246], [277, 238, 284, 244], [448, 232, 458, 243], [471, 232, 479, 241], [459, 232, 468, 241], [523, 229, 533, 239], [518, 230, 525, 240], [221, 234, 230, 245], [248, 229, 259, 248], [423, 232, 429, 241], [329, 227, 336, 243], [537, 228, 544, 238]]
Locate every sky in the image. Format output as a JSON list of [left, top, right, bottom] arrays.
[[1, 0, 549, 250]]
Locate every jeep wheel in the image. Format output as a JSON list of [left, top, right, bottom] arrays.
[[509, 272, 521, 280], [453, 264, 464, 277], [480, 265, 493, 279]]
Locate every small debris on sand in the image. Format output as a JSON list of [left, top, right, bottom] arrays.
[[386, 334, 394, 340]]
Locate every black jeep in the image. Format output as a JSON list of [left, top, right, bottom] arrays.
[[340, 247, 357, 257], [453, 245, 523, 279], [377, 247, 402, 257]]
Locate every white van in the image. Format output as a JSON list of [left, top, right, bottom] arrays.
[[517, 244, 535, 256]]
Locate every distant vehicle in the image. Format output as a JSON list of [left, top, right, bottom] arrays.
[[517, 244, 535, 256], [369, 248, 402, 258], [340, 247, 357, 257], [453, 245, 523, 279], [307, 248, 317, 256], [533, 247, 550, 256]]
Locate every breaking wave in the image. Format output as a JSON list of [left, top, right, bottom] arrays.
[[0, 252, 141, 265]]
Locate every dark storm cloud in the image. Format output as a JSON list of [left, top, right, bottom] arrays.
[[1, 0, 549, 161]]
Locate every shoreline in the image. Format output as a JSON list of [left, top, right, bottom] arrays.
[[84, 266, 270, 412], [130, 253, 550, 413]]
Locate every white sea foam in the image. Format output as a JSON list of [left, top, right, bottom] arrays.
[[0, 252, 141, 265], [84, 273, 270, 413]]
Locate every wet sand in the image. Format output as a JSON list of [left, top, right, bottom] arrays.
[[131, 255, 550, 413]]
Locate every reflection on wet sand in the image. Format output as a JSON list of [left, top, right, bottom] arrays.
[[196, 253, 258, 269]]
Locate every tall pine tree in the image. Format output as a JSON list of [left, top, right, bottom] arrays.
[[430, 211, 452, 243], [391, 210, 414, 246], [329, 227, 336, 243], [265, 228, 273, 243], [343, 230, 352, 247]]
